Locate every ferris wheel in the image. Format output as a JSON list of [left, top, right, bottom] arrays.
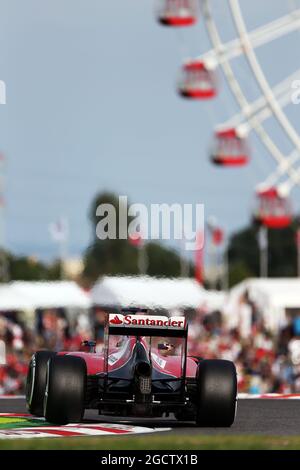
[[155, 0, 300, 230]]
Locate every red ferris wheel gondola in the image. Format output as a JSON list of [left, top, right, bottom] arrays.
[[178, 59, 218, 100], [157, 0, 197, 27], [211, 127, 250, 167], [254, 187, 292, 229]]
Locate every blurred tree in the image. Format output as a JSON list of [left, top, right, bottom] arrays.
[[228, 260, 254, 287], [228, 217, 300, 286], [228, 224, 260, 278], [9, 255, 50, 281], [83, 192, 138, 282], [0, 252, 63, 283], [145, 242, 183, 278], [47, 260, 63, 280], [82, 191, 185, 283]]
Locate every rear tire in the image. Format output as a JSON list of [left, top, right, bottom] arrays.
[[25, 351, 57, 416], [44, 355, 87, 425], [195, 359, 237, 427]]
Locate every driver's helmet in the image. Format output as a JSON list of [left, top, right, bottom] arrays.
[[156, 337, 178, 356]]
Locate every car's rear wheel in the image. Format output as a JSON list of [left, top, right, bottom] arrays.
[[25, 351, 57, 416], [44, 355, 87, 425], [195, 359, 237, 427]]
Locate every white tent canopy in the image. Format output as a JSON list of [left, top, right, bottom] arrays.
[[0, 281, 91, 311], [91, 275, 219, 311], [200, 290, 227, 313], [224, 278, 300, 332], [0, 284, 35, 311]]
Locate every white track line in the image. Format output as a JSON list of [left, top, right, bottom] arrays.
[[238, 393, 300, 399], [0, 395, 25, 399]]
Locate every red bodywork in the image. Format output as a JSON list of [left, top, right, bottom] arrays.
[[58, 336, 197, 378]]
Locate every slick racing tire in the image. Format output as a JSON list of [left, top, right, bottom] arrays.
[[195, 359, 237, 427], [25, 351, 57, 417], [44, 355, 87, 425]]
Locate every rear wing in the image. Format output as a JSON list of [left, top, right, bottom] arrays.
[[107, 313, 188, 338]]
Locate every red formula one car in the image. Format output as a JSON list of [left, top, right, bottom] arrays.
[[26, 308, 237, 426]]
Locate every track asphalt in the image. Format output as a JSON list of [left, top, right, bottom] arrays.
[[1, 397, 300, 436]]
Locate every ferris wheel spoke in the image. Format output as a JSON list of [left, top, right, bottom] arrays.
[[202, 7, 300, 66], [229, 0, 300, 175], [217, 68, 300, 130], [202, 0, 300, 188], [274, 166, 300, 195], [258, 149, 300, 190]]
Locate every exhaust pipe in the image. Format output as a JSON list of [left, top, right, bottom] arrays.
[[135, 361, 151, 378]]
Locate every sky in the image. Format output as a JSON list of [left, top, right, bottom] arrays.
[[0, 0, 300, 262]]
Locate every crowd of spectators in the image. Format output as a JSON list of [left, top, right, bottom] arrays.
[[1, 303, 300, 395], [0, 309, 93, 395], [187, 303, 300, 394]]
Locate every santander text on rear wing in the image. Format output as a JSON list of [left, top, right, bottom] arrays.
[[108, 313, 188, 338]]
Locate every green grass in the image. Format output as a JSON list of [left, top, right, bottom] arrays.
[[0, 434, 299, 450]]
